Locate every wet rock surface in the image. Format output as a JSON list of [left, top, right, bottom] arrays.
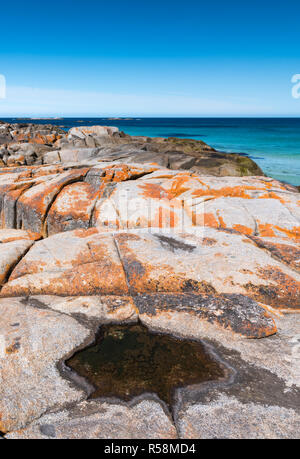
[[0, 123, 299, 439]]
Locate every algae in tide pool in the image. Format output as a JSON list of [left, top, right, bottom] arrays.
[[66, 323, 224, 408]]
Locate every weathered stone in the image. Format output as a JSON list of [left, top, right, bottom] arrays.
[[1, 227, 295, 338], [46, 182, 99, 235], [178, 395, 300, 439], [2, 305, 299, 439], [43, 150, 61, 164], [248, 236, 300, 272], [93, 173, 300, 239], [1, 229, 129, 297], [30, 295, 138, 322], [6, 399, 177, 439], [58, 148, 99, 163], [94, 171, 197, 231], [114, 230, 300, 309], [85, 135, 96, 148], [46, 163, 160, 234], [0, 123, 64, 155], [0, 232, 36, 286], [0, 228, 39, 243], [135, 293, 276, 339], [0, 298, 89, 432], [16, 168, 89, 235], [68, 125, 117, 139]]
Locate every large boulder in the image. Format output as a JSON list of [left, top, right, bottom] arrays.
[[68, 125, 119, 140]]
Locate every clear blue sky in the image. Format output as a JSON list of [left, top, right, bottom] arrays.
[[0, 0, 300, 116]]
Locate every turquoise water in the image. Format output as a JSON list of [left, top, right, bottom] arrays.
[[4, 117, 300, 186]]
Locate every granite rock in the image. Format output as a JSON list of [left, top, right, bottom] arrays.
[[0, 122, 299, 439], [0, 298, 89, 432], [0, 122, 263, 177], [6, 399, 176, 439]]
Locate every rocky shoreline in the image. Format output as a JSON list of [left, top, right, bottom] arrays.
[[0, 122, 299, 439], [0, 121, 263, 176]]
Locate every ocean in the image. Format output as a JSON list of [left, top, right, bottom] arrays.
[[2, 117, 300, 186]]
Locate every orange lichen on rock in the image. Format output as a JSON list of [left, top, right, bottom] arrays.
[[5, 341, 20, 355], [0, 165, 298, 240], [257, 222, 300, 241], [258, 191, 286, 204], [245, 266, 300, 310], [139, 183, 175, 200], [115, 232, 216, 295], [273, 225, 300, 241], [257, 223, 277, 237], [14, 132, 62, 146], [46, 181, 100, 235], [0, 230, 40, 243], [168, 175, 192, 198], [200, 213, 219, 227], [16, 168, 90, 236], [140, 174, 202, 201], [1, 230, 129, 297], [249, 236, 300, 271], [192, 185, 259, 200], [217, 213, 227, 229], [233, 224, 254, 235]]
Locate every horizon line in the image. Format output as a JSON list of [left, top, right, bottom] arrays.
[[1, 115, 300, 119]]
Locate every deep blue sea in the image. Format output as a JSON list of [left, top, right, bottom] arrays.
[[3, 117, 300, 186]]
